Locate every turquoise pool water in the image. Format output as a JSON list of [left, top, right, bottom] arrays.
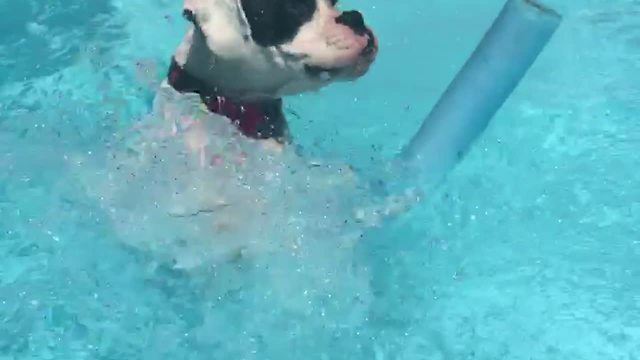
[[1, 0, 639, 359]]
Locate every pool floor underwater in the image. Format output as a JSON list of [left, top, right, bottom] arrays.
[[1, 0, 640, 359]]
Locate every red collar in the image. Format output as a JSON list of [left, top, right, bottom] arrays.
[[167, 58, 284, 140]]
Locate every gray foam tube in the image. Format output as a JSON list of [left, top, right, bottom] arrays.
[[397, 0, 561, 184]]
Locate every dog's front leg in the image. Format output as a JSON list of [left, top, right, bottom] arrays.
[[259, 138, 284, 154], [182, 120, 210, 168]]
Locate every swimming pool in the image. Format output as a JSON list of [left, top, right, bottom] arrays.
[[1, 0, 639, 358]]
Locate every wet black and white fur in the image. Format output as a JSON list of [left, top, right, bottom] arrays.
[[168, 0, 378, 143]]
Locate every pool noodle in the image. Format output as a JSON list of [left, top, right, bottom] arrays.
[[397, 0, 562, 185]]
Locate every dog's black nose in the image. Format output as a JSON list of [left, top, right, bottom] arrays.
[[335, 10, 367, 36]]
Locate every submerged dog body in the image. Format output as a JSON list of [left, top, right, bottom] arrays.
[[167, 0, 378, 142]]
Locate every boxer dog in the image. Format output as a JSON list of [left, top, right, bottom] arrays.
[[164, 0, 378, 146], [90, 0, 412, 269]]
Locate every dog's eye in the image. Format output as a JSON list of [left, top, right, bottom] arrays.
[[241, 0, 316, 47], [330, 0, 338, 5]]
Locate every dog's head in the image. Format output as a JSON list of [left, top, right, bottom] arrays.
[[177, 0, 378, 100]]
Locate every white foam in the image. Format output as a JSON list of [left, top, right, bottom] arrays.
[[72, 85, 420, 316]]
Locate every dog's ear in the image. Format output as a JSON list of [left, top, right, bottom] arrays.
[[183, 8, 196, 23], [179, 0, 253, 57], [183, 0, 198, 23]]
